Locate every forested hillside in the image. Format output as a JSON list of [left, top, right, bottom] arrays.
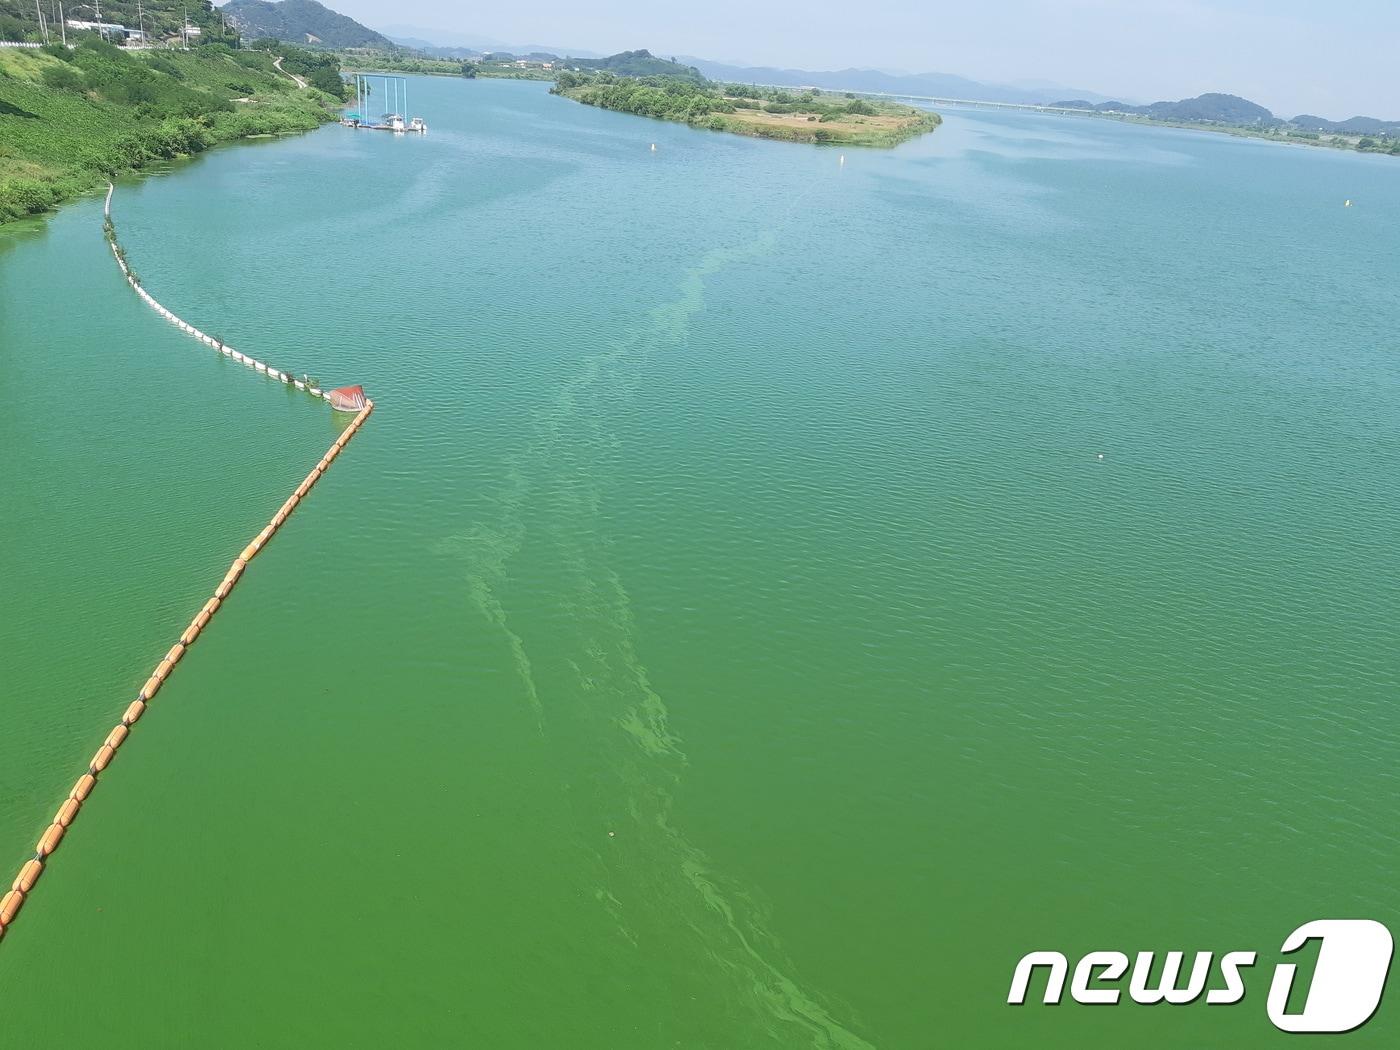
[[222, 0, 393, 48]]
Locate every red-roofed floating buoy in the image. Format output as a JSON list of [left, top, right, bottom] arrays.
[[327, 385, 367, 412]]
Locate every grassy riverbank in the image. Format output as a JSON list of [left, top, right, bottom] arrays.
[[552, 71, 939, 147], [0, 40, 339, 225]]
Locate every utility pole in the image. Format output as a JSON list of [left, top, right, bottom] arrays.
[[136, 0, 145, 45], [35, 0, 49, 44], [57, 0, 65, 45]]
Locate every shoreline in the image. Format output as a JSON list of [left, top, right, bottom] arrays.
[[0, 44, 339, 229], [321, 48, 1398, 160], [0, 120, 332, 230], [552, 74, 940, 149], [1036, 107, 1399, 158], [7, 59, 1386, 242], [0, 128, 325, 238]]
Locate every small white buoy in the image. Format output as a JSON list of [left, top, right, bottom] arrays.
[[650, 143, 656, 152], [839, 154, 846, 166], [1344, 199, 1353, 207], [608, 831, 616, 837], [1097, 453, 1104, 461]]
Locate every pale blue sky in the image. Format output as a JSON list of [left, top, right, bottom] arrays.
[[330, 0, 1398, 119]]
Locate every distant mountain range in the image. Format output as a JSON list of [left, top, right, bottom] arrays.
[[676, 57, 1122, 106], [379, 24, 602, 58], [214, 1, 1397, 129], [1051, 93, 1274, 124], [221, 0, 394, 49], [371, 32, 1117, 106], [1052, 93, 1400, 135], [386, 37, 477, 59], [1290, 113, 1400, 136]]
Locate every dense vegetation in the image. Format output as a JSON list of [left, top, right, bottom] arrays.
[[0, 38, 339, 223], [221, 0, 393, 49], [552, 71, 939, 147], [554, 71, 729, 122], [247, 37, 347, 96]]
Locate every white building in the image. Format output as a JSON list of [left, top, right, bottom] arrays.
[[66, 18, 126, 34]]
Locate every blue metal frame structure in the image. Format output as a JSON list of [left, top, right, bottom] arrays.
[[354, 74, 409, 121]]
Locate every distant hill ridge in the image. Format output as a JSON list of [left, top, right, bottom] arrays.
[[216, 1, 1400, 128], [674, 57, 1118, 106], [1291, 113, 1400, 136], [1050, 92, 1273, 123], [221, 0, 393, 49], [569, 49, 704, 83], [1052, 92, 1400, 135]]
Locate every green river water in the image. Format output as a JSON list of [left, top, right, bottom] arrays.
[[2, 77, 1399, 1047]]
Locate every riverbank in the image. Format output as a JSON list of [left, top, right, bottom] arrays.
[[1090, 110, 1400, 158], [943, 101, 1400, 159], [0, 41, 339, 225], [552, 72, 939, 147]]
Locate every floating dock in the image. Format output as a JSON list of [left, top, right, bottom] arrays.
[[340, 115, 427, 133]]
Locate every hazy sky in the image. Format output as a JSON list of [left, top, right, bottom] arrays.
[[328, 0, 1398, 119]]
